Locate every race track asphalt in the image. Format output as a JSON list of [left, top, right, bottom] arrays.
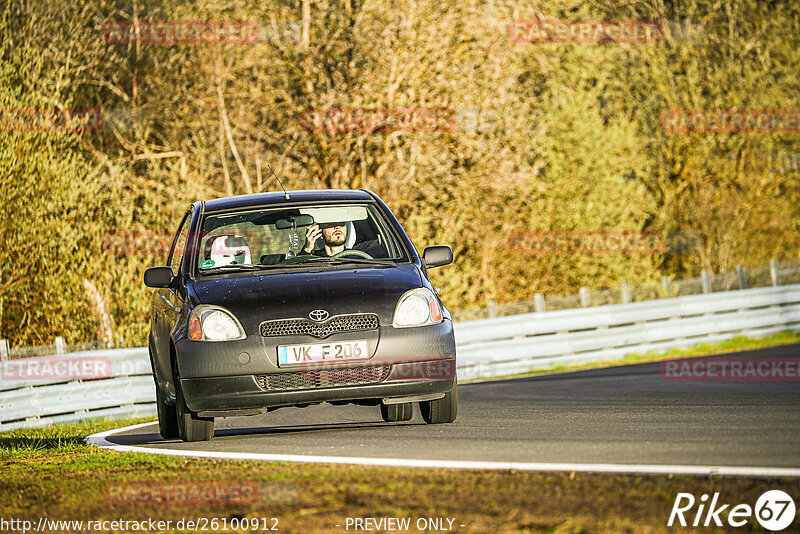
[[106, 343, 800, 468]]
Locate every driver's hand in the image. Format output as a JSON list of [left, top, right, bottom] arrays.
[[303, 224, 322, 253]]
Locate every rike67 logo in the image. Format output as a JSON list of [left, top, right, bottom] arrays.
[[669, 490, 796, 531]]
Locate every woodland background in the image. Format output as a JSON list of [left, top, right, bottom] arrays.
[[1, 0, 799, 347]]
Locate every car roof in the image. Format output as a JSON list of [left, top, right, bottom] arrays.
[[200, 189, 375, 213]]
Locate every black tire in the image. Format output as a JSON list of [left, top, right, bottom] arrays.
[[380, 402, 413, 422], [174, 368, 214, 442], [150, 345, 178, 439], [155, 383, 179, 439], [420, 382, 458, 424]]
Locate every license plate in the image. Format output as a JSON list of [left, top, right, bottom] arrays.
[[277, 340, 369, 366]]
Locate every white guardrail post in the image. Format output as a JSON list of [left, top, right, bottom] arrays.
[[579, 287, 590, 307], [737, 265, 747, 290], [701, 270, 712, 293], [534, 293, 545, 313], [621, 282, 632, 304]]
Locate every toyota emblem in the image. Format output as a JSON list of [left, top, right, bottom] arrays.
[[309, 309, 329, 322]]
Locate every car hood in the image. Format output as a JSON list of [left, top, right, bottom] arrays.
[[190, 263, 423, 330]]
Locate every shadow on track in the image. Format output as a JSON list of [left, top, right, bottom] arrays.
[[108, 419, 423, 446]]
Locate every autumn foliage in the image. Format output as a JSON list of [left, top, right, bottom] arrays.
[[1, 0, 798, 347]]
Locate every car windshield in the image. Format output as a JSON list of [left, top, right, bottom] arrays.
[[194, 203, 408, 274]]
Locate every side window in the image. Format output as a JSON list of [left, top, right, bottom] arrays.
[[167, 210, 192, 275]]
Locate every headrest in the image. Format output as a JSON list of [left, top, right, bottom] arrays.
[[204, 235, 251, 266], [345, 221, 356, 248]]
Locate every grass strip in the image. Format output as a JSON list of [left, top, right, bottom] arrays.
[[1, 419, 799, 532]]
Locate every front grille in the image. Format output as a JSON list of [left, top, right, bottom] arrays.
[[256, 365, 392, 391], [260, 313, 379, 339]]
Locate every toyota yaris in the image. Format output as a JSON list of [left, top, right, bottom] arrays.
[[144, 189, 457, 441]]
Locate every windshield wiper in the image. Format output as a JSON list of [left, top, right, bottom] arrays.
[[287, 256, 394, 267], [199, 264, 283, 274], [200, 257, 395, 274], [330, 257, 395, 266]]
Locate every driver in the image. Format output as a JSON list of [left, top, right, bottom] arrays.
[[300, 222, 351, 257]]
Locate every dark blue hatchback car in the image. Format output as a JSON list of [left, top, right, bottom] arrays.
[[144, 189, 457, 441]]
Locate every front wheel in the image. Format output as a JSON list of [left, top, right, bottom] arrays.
[[420, 382, 458, 424], [155, 383, 179, 439], [175, 369, 214, 442], [151, 345, 178, 439], [380, 402, 413, 422]]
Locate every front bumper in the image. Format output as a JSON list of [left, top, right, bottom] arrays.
[[174, 320, 456, 415], [181, 369, 454, 416]]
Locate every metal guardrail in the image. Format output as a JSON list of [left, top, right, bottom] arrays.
[[456, 284, 800, 380], [454, 259, 800, 321], [1, 285, 799, 431], [0, 349, 155, 431]]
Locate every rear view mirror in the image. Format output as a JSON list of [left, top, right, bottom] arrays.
[[144, 266, 174, 288], [275, 215, 314, 229], [422, 246, 453, 268]]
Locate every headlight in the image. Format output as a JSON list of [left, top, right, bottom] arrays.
[[393, 288, 443, 328], [188, 306, 246, 341]]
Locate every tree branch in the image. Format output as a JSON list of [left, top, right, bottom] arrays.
[[216, 84, 252, 194]]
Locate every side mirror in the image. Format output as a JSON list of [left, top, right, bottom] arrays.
[[144, 266, 174, 288], [422, 246, 453, 268]]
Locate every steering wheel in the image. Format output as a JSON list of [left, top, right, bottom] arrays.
[[332, 249, 374, 260]]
